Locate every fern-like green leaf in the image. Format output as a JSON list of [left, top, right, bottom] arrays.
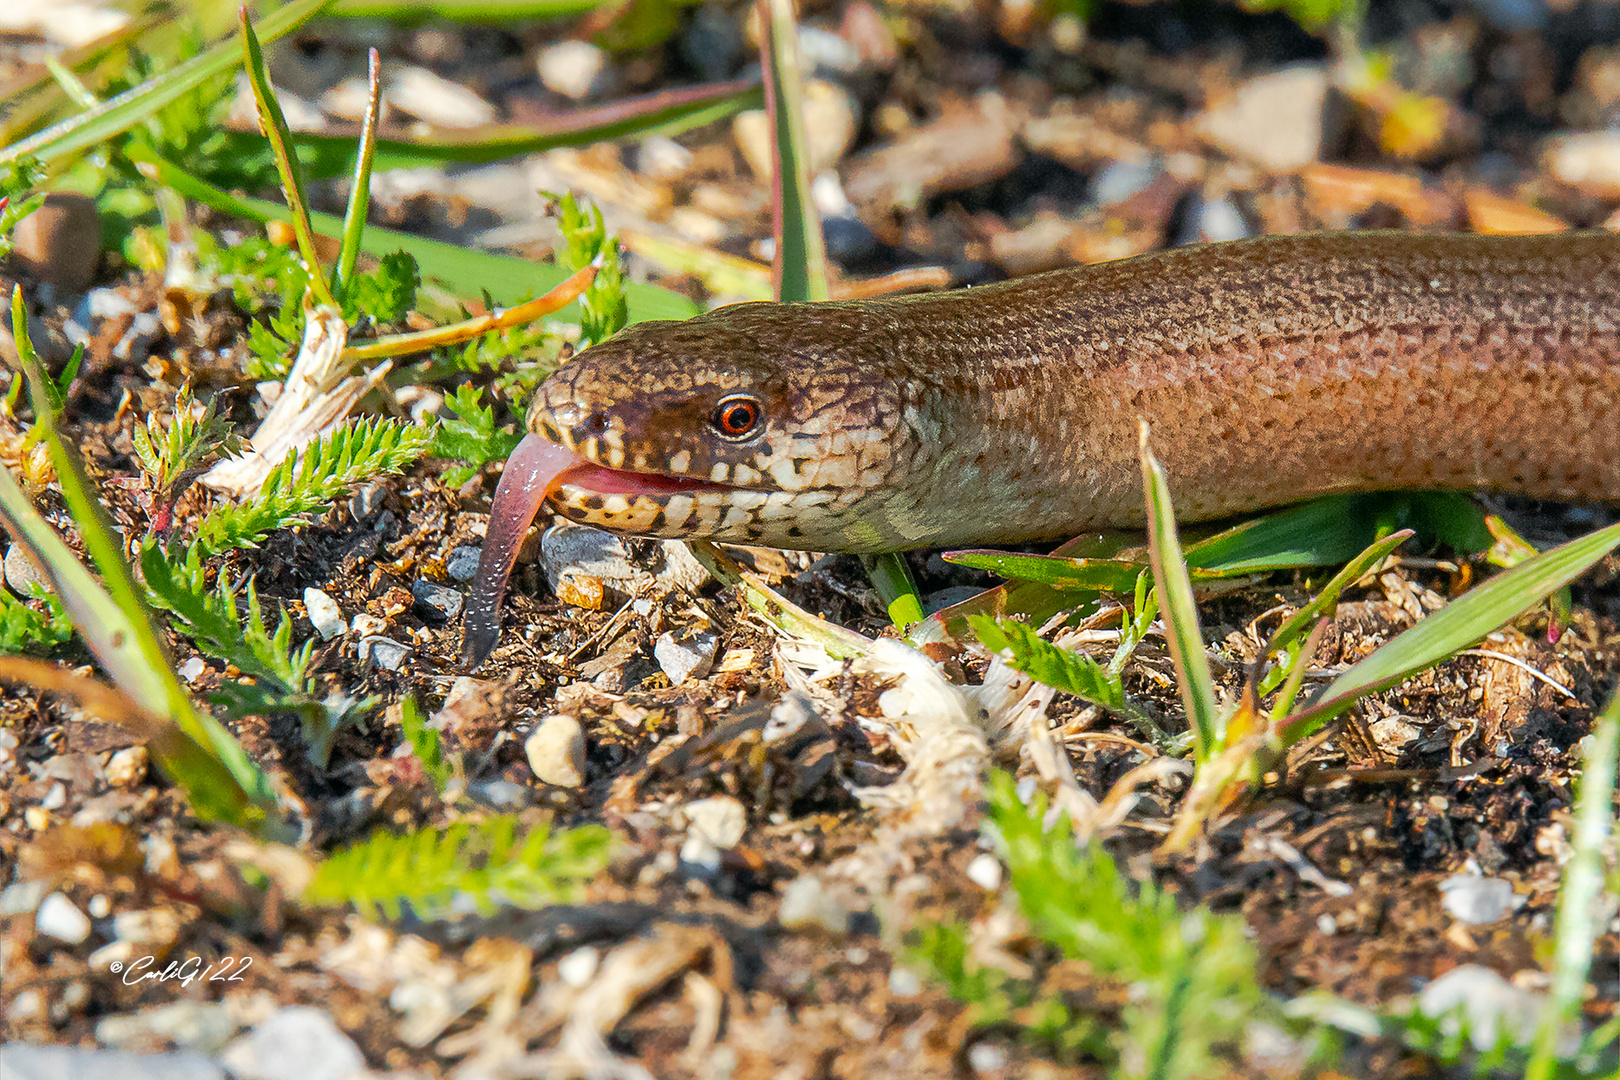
[[187, 417, 429, 559], [970, 615, 1127, 711], [305, 815, 612, 921]]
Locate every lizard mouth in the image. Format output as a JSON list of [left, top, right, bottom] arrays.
[[463, 434, 743, 669], [552, 459, 733, 499]]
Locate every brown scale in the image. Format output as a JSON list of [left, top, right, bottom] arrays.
[[527, 231, 1620, 551]]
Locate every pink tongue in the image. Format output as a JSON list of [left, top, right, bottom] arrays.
[[461, 433, 580, 668]]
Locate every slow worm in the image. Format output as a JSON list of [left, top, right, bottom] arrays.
[[463, 231, 1620, 664]]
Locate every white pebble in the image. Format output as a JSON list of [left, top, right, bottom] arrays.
[[965, 852, 1003, 891], [525, 715, 585, 788], [303, 588, 345, 641], [37, 892, 92, 943]]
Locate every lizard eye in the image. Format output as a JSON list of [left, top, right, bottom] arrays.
[[711, 395, 762, 441]]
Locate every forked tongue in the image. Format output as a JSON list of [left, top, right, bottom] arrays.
[[461, 433, 581, 668]]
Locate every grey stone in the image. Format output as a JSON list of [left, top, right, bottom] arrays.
[[0, 878, 48, 917], [684, 795, 746, 849], [525, 715, 585, 788], [654, 630, 718, 685], [178, 657, 206, 683], [679, 833, 722, 878], [778, 874, 850, 934], [446, 545, 482, 582], [303, 588, 345, 641], [536, 39, 608, 100], [4, 544, 51, 597], [0, 1045, 225, 1080], [1439, 874, 1522, 925], [1418, 964, 1543, 1052], [385, 67, 495, 129], [36, 892, 92, 944], [1193, 64, 1330, 172], [96, 999, 238, 1055], [358, 636, 411, 672], [220, 1005, 366, 1080], [411, 580, 462, 623]]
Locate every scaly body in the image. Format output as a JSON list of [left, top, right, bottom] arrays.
[[523, 231, 1620, 552]]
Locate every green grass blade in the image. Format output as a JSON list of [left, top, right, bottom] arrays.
[[118, 144, 698, 321], [1289, 519, 1620, 736], [238, 7, 335, 309], [757, 0, 829, 304], [945, 550, 1180, 593], [1183, 491, 1490, 574], [4, 290, 280, 821], [1263, 529, 1412, 657], [1140, 425, 1222, 761], [332, 49, 382, 300], [1526, 690, 1619, 1079], [270, 78, 761, 176], [330, 0, 605, 19], [861, 553, 925, 629], [0, 0, 335, 169]]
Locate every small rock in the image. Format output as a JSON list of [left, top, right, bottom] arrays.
[[797, 25, 860, 74], [350, 613, 386, 637], [470, 778, 532, 810], [0, 1045, 225, 1080], [1180, 192, 1252, 244], [844, 95, 1019, 210], [178, 657, 206, 683], [4, 544, 52, 597], [411, 580, 463, 623], [97, 999, 239, 1056], [1090, 159, 1161, 207], [967, 1042, 1008, 1074], [37, 892, 92, 944], [1193, 64, 1331, 172], [733, 80, 858, 181], [557, 946, 600, 987], [104, 746, 148, 788], [0, 878, 48, 916], [316, 76, 380, 123], [679, 833, 722, 878], [386, 67, 496, 129], [1418, 964, 1543, 1052], [680, 3, 745, 81], [525, 715, 585, 788], [303, 588, 345, 640], [684, 794, 746, 849], [965, 852, 1003, 891], [1439, 873, 1522, 924], [655, 540, 711, 593], [1367, 715, 1421, 754], [541, 525, 650, 593], [778, 874, 850, 934], [446, 545, 482, 582], [654, 630, 719, 685], [221, 1005, 366, 1080], [358, 636, 411, 672], [537, 39, 608, 100], [636, 136, 694, 181], [348, 483, 385, 521], [1543, 131, 1620, 199], [9, 191, 102, 294]]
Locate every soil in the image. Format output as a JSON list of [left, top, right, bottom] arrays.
[[2, 1, 1619, 1077]]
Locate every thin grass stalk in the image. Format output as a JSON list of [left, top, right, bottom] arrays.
[[1526, 690, 1620, 1078], [238, 6, 337, 309], [333, 49, 382, 300], [0, 0, 334, 168], [1139, 423, 1222, 760]]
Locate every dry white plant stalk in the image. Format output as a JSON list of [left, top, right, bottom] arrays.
[[202, 304, 392, 497]]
